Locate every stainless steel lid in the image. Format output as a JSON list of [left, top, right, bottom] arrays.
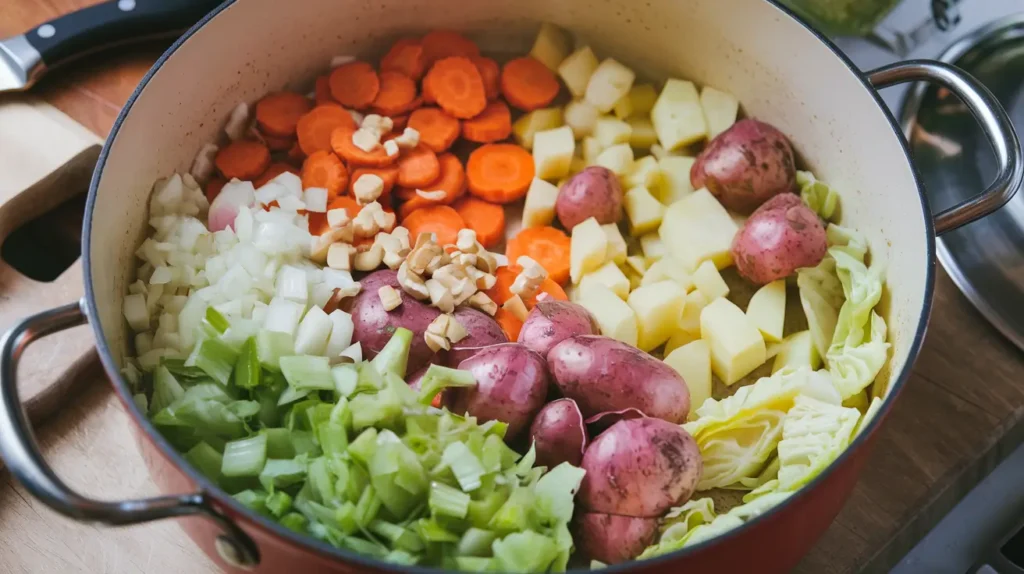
[[901, 14, 1024, 351]]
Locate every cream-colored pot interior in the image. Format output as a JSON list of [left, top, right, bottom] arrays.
[[88, 0, 928, 402]]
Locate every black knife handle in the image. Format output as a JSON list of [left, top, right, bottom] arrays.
[[23, 0, 224, 68]]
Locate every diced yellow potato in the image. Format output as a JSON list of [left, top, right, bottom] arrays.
[[522, 178, 560, 229], [655, 156, 696, 205], [641, 256, 692, 291], [659, 188, 739, 270], [612, 93, 633, 121], [563, 99, 601, 139], [627, 117, 659, 149], [585, 58, 636, 113], [624, 186, 665, 236], [593, 143, 634, 175], [622, 84, 658, 118], [533, 126, 575, 181], [622, 155, 661, 190], [579, 261, 630, 299], [651, 79, 708, 151], [770, 330, 820, 374], [700, 86, 739, 138], [601, 224, 627, 264], [558, 46, 599, 98], [623, 264, 644, 290], [639, 232, 667, 262], [700, 297, 767, 385], [624, 255, 647, 275], [691, 260, 730, 301], [582, 137, 604, 163], [664, 340, 712, 419], [746, 280, 786, 343], [512, 108, 563, 150], [664, 329, 700, 356], [529, 23, 574, 71], [578, 284, 638, 346], [569, 157, 586, 176], [677, 289, 708, 336], [593, 117, 633, 148], [569, 217, 608, 284], [628, 280, 686, 351]]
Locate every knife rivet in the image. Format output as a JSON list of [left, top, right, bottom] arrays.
[[117, 0, 136, 11], [37, 24, 55, 39]]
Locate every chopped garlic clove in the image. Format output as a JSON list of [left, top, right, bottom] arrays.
[[383, 139, 400, 157], [327, 208, 350, 228], [378, 285, 403, 311], [353, 174, 385, 205], [304, 187, 329, 212], [351, 128, 381, 152]]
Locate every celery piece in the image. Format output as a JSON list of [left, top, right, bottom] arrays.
[[385, 549, 420, 566], [329, 397, 351, 428], [339, 460, 370, 503], [259, 458, 307, 492], [261, 428, 296, 459], [233, 337, 261, 389], [307, 457, 336, 504], [280, 512, 308, 533], [340, 534, 388, 558], [254, 385, 283, 428], [370, 519, 425, 553], [455, 557, 495, 572], [182, 382, 234, 404], [172, 399, 246, 440], [492, 530, 558, 573], [257, 329, 293, 372], [348, 428, 378, 467], [467, 487, 510, 529], [356, 361, 384, 393], [285, 398, 321, 431], [415, 517, 461, 543], [456, 527, 496, 557], [266, 491, 293, 517], [189, 337, 240, 386], [417, 365, 476, 405], [429, 482, 470, 519], [533, 462, 586, 525], [280, 355, 335, 391], [233, 489, 268, 514], [290, 429, 319, 456], [227, 400, 260, 419], [222, 434, 268, 477], [370, 439, 428, 518], [276, 386, 310, 407], [549, 520, 574, 572], [371, 327, 413, 378], [442, 442, 485, 493], [205, 307, 231, 334], [133, 393, 148, 413], [305, 403, 334, 437], [354, 485, 382, 528], [184, 441, 222, 482], [481, 434, 514, 474], [160, 358, 209, 383], [334, 500, 359, 535], [151, 366, 185, 414], [350, 387, 403, 431], [514, 443, 537, 477], [318, 422, 349, 457], [488, 488, 534, 534], [331, 364, 358, 398]]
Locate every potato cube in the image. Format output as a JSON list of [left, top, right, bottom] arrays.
[[641, 256, 692, 291], [628, 280, 687, 351], [582, 137, 604, 163], [664, 340, 712, 419], [771, 330, 820, 373], [664, 329, 700, 356], [569, 157, 586, 176], [601, 223, 628, 264], [624, 186, 665, 236], [570, 217, 608, 284], [747, 280, 786, 342], [700, 86, 739, 138], [593, 143, 634, 175], [558, 46, 599, 98], [529, 23, 574, 71], [616, 84, 658, 119], [677, 289, 708, 336], [627, 117, 659, 149], [656, 156, 696, 205], [585, 58, 636, 113], [651, 79, 708, 151], [533, 126, 575, 181], [700, 297, 767, 385], [659, 188, 739, 270], [578, 284, 638, 346], [639, 232, 667, 262], [612, 94, 633, 121], [564, 99, 601, 139], [522, 178, 560, 229], [691, 260, 730, 301], [579, 261, 630, 299], [624, 255, 647, 276], [513, 107, 563, 150], [594, 117, 633, 148], [622, 155, 661, 191]]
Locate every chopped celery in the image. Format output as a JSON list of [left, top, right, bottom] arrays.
[[442, 442, 485, 493], [290, 429, 319, 456], [533, 463, 586, 525], [160, 358, 209, 383], [305, 403, 334, 435], [340, 534, 388, 558], [370, 437, 428, 518], [350, 386, 403, 431], [307, 457, 336, 503], [169, 399, 246, 440], [233, 489, 268, 514], [416, 517, 460, 543], [222, 434, 268, 477], [329, 397, 351, 428], [261, 428, 296, 459], [347, 428, 378, 467], [280, 512, 308, 532], [467, 487, 510, 528], [150, 366, 185, 414], [266, 491, 293, 517], [385, 549, 420, 566], [280, 355, 335, 391], [356, 362, 384, 393], [488, 488, 534, 534], [259, 458, 307, 491], [456, 557, 494, 572], [354, 485, 382, 527], [370, 519, 425, 553], [456, 527, 496, 557], [276, 386, 310, 407], [187, 337, 240, 386], [227, 400, 260, 419], [318, 422, 349, 456], [417, 365, 476, 405], [181, 382, 234, 404], [429, 482, 470, 519], [205, 306, 230, 333], [184, 441, 222, 482], [492, 530, 558, 573], [133, 393, 148, 413], [257, 329, 293, 372], [515, 443, 537, 477], [233, 337, 260, 389], [331, 364, 358, 397], [254, 384, 284, 428], [371, 327, 413, 378]]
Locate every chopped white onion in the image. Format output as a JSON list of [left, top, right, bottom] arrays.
[[294, 305, 332, 356], [275, 265, 308, 304], [270, 171, 303, 197], [123, 294, 150, 332], [304, 187, 328, 212], [325, 310, 355, 357], [339, 341, 362, 363], [263, 297, 305, 336]]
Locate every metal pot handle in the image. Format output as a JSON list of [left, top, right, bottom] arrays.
[[866, 60, 1023, 235], [0, 300, 259, 569]]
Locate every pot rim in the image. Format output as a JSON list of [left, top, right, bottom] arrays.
[[81, 0, 936, 570]]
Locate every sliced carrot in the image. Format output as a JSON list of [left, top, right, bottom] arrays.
[[422, 30, 480, 64], [501, 56, 560, 112], [205, 177, 227, 203], [486, 265, 568, 307], [302, 151, 349, 200], [215, 140, 271, 181], [262, 133, 295, 151], [314, 76, 334, 105], [461, 101, 512, 143], [287, 141, 306, 166], [372, 71, 419, 117], [422, 78, 437, 105], [330, 124, 398, 168], [349, 166, 399, 197], [423, 57, 487, 119], [401, 205, 465, 246], [328, 194, 364, 216], [466, 143, 534, 203], [297, 104, 357, 155], [397, 144, 441, 188], [328, 61, 380, 109], [390, 114, 410, 131], [407, 107, 460, 153], [381, 38, 427, 81], [255, 92, 313, 138], [453, 197, 505, 248], [396, 153, 466, 219], [470, 56, 500, 101], [505, 227, 571, 285], [308, 212, 329, 235], [253, 162, 298, 188], [493, 307, 524, 340]]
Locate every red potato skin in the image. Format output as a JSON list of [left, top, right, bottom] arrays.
[[576, 512, 660, 565], [691, 118, 797, 214], [731, 192, 827, 284], [555, 166, 624, 230], [547, 335, 690, 423], [445, 307, 508, 367], [349, 270, 440, 374], [579, 417, 702, 518], [445, 343, 550, 440], [530, 398, 589, 468], [516, 300, 599, 358]]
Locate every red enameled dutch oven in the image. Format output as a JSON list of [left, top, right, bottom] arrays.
[[1, 0, 1020, 572]]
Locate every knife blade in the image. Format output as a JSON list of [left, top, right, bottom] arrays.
[[0, 0, 224, 93]]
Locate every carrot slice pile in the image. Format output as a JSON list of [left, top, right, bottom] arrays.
[[486, 264, 569, 307], [397, 152, 466, 219], [423, 57, 487, 119], [253, 162, 298, 188], [215, 140, 271, 181], [297, 104, 357, 155], [302, 150, 349, 199], [493, 307, 524, 340], [287, 141, 306, 165], [401, 205, 465, 246], [408, 107, 460, 153], [349, 166, 399, 197], [262, 133, 295, 151], [328, 61, 381, 109], [422, 30, 480, 64], [470, 56, 500, 101], [397, 144, 441, 188], [453, 196, 505, 247], [505, 227, 571, 285], [314, 76, 334, 105], [330, 124, 398, 168], [371, 71, 420, 117], [381, 38, 427, 81], [205, 177, 227, 203], [501, 56, 560, 111], [466, 143, 534, 203], [255, 92, 313, 137], [391, 114, 410, 131], [461, 100, 512, 143]]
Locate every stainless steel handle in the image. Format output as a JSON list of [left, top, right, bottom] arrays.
[[867, 60, 1023, 235], [0, 301, 258, 568]]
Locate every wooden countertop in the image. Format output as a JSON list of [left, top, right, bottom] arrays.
[[2, 2, 1023, 573]]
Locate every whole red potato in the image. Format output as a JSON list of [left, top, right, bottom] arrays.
[[556, 166, 624, 230], [731, 192, 827, 284]]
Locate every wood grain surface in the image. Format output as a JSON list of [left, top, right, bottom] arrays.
[[1, 2, 1022, 574]]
